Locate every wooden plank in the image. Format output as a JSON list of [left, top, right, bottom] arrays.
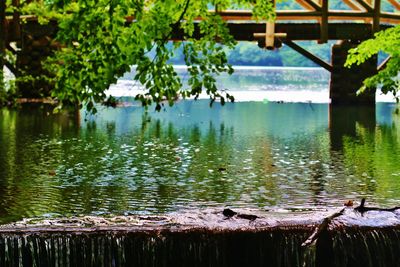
[[328, 10, 374, 23], [380, 17, 400, 23], [16, 20, 375, 42], [254, 33, 287, 38], [277, 14, 398, 22], [212, 9, 399, 22], [329, 15, 397, 23], [213, 10, 322, 21], [10, 8, 400, 23], [319, 0, 328, 43], [388, 0, 400, 10], [277, 10, 322, 17], [6, 14, 36, 21], [353, 0, 373, 11], [265, 0, 276, 49], [372, 0, 381, 32], [176, 22, 375, 41], [67, 10, 400, 24], [283, 40, 333, 71], [295, 0, 321, 11], [380, 12, 400, 22], [328, 10, 373, 18], [212, 10, 386, 21], [265, 22, 275, 49], [328, 15, 369, 20]]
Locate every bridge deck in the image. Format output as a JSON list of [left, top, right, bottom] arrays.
[[3, 0, 400, 43]]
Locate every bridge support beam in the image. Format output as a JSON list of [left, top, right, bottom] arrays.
[[330, 40, 377, 105]]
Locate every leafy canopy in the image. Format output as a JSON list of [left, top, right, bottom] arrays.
[[345, 25, 400, 99], [27, 0, 275, 112]]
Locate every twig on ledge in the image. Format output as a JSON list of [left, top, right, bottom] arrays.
[[301, 208, 345, 247], [302, 198, 400, 247], [354, 198, 400, 213]]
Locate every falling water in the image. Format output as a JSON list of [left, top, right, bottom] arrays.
[[0, 230, 310, 267], [326, 228, 400, 267]]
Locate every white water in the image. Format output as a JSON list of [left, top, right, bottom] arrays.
[[108, 66, 398, 103]]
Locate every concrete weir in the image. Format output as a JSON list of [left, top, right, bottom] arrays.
[[1, 208, 400, 267]]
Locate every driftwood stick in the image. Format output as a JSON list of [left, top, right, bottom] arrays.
[[301, 208, 345, 247], [354, 198, 400, 213], [303, 198, 400, 247]]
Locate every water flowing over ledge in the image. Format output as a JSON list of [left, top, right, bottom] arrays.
[[1, 208, 400, 267]]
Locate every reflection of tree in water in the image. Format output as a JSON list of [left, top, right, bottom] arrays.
[[341, 110, 400, 206], [184, 121, 237, 204], [326, 105, 379, 204], [0, 107, 79, 223]]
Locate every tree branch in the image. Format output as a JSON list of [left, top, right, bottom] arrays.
[[135, 0, 191, 95]]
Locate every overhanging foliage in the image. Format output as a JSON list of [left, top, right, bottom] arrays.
[[27, 0, 275, 112], [346, 25, 400, 100]]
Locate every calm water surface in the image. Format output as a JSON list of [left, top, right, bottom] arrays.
[[0, 68, 400, 224]]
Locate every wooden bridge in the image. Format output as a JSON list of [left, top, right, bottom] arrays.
[[1, 0, 400, 103]]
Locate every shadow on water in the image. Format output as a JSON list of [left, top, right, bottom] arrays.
[[329, 105, 376, 151]]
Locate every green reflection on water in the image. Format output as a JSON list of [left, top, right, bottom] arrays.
[[0, 102, 399, 224], [341, 106, 400, 205]]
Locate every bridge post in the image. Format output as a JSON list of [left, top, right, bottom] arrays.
[[330, 40, 377, 105]]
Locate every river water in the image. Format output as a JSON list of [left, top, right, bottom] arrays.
[[0, 67, 399, 224]]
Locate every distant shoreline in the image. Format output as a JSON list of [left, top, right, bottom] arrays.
[[136, 65, 325, 71]]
